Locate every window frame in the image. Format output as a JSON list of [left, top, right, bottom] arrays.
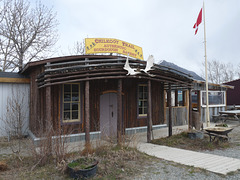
[[62, 83, 81, 123], [200, 90, 226, 107], [137, 84, 148, 118]]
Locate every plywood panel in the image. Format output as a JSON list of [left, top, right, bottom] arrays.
[[0, 83, 30, 136]]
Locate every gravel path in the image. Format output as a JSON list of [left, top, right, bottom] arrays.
[[131, 122, 240, 180]]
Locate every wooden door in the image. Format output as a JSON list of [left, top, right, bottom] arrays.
[[100, 93, 117, 137]]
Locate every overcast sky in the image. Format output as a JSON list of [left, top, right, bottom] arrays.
[[41, 0, 240, 76]]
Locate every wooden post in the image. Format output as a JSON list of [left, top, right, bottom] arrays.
[[117, 79, 123, 144], [175, 89, 178, 106], [189, 88, 193, 130], [46, 86, 52, 127], [183, 90, 186, 106], [46, 62, 52, 129], [85, 80, 90, 145], [147, 80, 153, 142], [197, 90, 201, 121], [167, 84, 172, 137], [45, 85, 52, 155]]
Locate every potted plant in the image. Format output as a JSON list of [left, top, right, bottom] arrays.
[[67, 157, 98, 179]]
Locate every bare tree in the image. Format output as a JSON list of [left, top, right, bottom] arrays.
[[201, 59, 236, 84], [68, 40, 85, 55], [237, 63, 240, 79], [0, 0, 59, 71]]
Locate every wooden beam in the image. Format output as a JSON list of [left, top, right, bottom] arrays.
[[117, 79, 123, 144], [39, 75, 192, 90], [44, 71, 126, 83], [147, 80, 153, 142], [42, 69, 191, 87], [0, 77, 30, 83], [167, 83, 172, 137], [85, 81, 90, 145]]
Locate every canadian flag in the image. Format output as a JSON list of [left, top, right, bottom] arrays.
[[193, 8, 202, 35]]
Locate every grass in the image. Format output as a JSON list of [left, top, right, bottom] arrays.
[[0, 140, 158, 180], [68, 157, 96, 169], [151, 131, 231, 151]]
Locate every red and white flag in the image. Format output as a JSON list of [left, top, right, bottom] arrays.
[[193, 8, 202, 35]]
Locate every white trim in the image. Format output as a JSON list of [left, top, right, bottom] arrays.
[[200, 90, 226, 107]]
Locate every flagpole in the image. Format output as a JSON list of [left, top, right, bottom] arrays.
[[203, 1, 210, 127]]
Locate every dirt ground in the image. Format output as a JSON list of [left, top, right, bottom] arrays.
[[0, 121, 240, 179]]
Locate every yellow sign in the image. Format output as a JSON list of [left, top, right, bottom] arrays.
[[85, 38, 143, 60]]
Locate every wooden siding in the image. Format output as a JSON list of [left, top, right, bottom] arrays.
[[166, 107, 188, 126], [24, 55, 194, 136], [224, 79, 240, 105], [29, 76, 167, 135]]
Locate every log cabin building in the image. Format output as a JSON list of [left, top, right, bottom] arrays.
[[20, 55, 194, 143]]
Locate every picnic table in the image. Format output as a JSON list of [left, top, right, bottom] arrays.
[[212, 110, 240, 122], [233, 105, 240, 110]]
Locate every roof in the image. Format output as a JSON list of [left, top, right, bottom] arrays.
[[0, 72, 28, 78], [20, 55, 122, 74], [224, 78, 240, 85], [0, 72, 30, 83], [159, 60, 205, 81], [157, 60, 235, 90]]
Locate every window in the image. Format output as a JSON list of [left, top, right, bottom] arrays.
[[201, 91, 225, 107], [138, 84, 148, 117], [62, 84, 81, 123], [166, 90, 185, 107], [178, 90, 185, 106]]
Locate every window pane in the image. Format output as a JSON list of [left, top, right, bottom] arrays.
[[64, 112, 70, 120], [139, 108, 143, 115], [202, 91, 225, 106], [139, 92, 143, 99], [143, 101, 148, 108], [64, 84, 71, 92], [72, 103, 78, 110], [64, 103, 70, 111], [64, 93, 71, 102], [72, 111, 78, 119], [143, 92, 148, 99], [144, 86, 147, 92], [72, 84, 79, 93], [144, 107, 147, 114], [72, 93, 79, 101]]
